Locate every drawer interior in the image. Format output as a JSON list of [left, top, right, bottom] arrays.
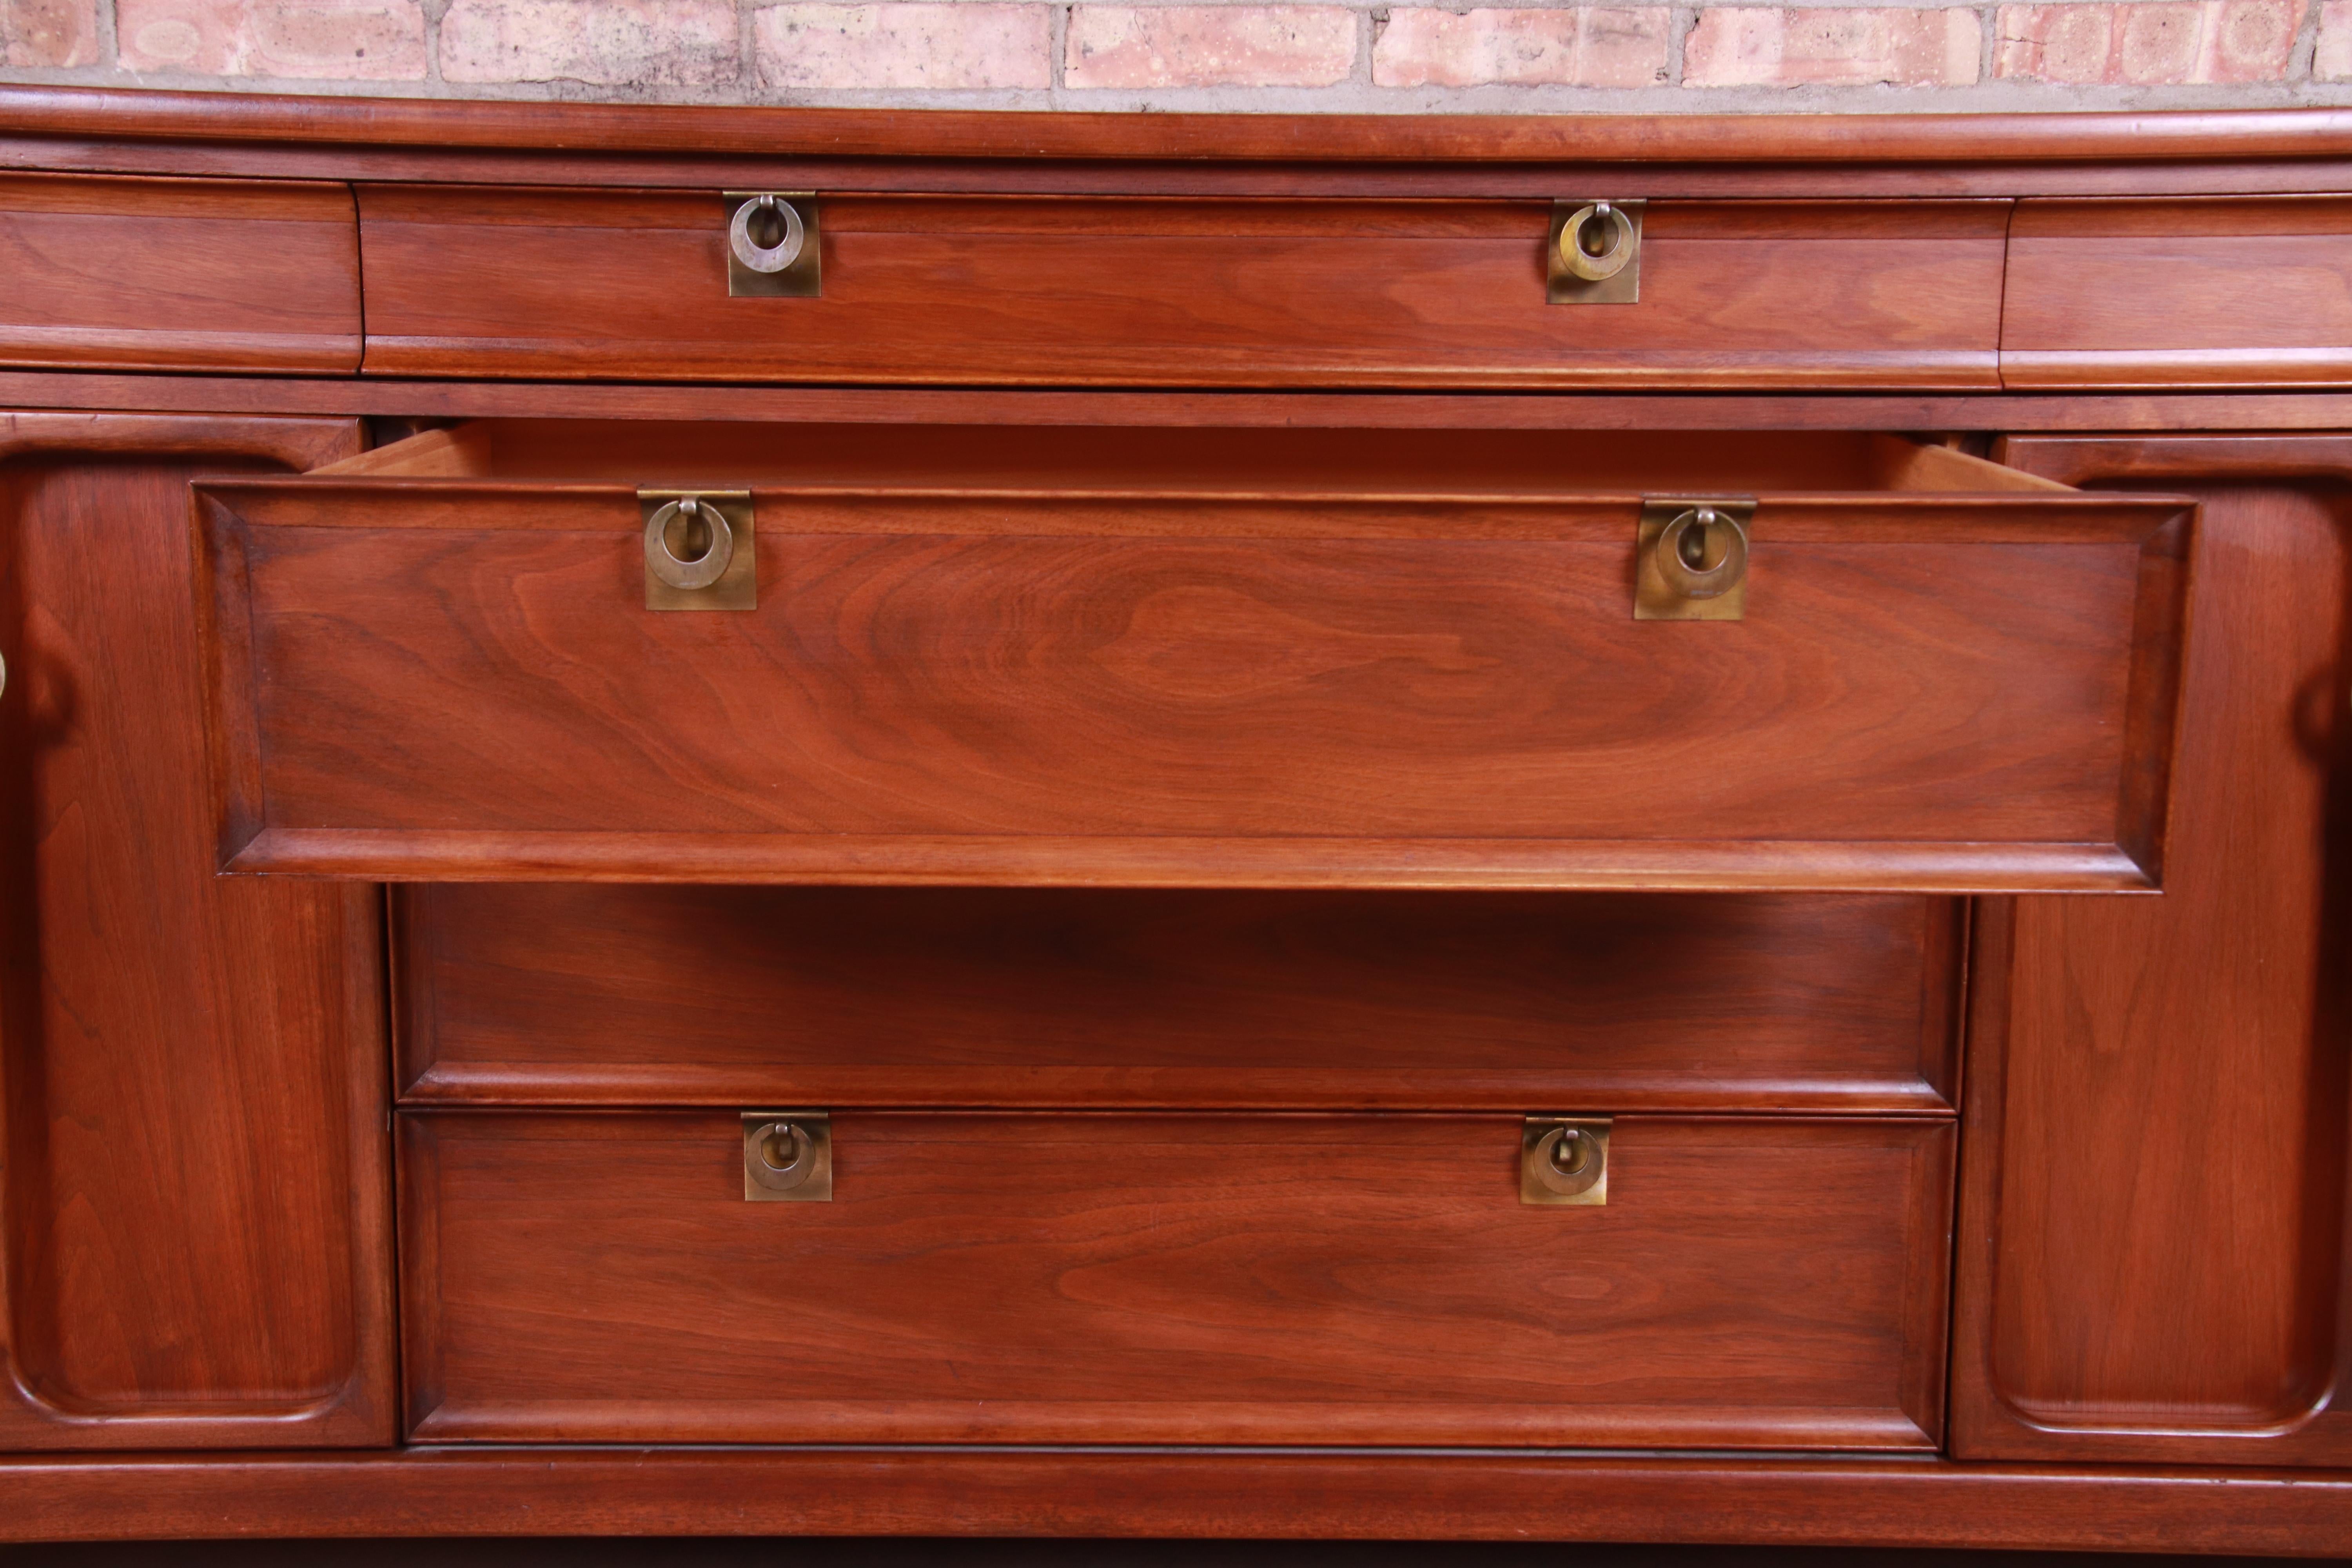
[[317, 419, 2073, 495]]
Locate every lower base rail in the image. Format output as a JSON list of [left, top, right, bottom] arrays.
[[1, 1449, 2347, 1551]]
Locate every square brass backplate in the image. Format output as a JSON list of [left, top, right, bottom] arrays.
[[641, 489, 755, 612], [1522, 1117, 1611, 1206], [1548, 199, 1644, 305], [724, 192, 821, 298], [1635, 496, 1755, 622], [744, 1111, 833, 1202]]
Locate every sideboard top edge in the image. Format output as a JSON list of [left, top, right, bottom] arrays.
[[7, 86, 2352, 166]]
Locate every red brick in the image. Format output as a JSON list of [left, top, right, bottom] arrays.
[[1066, 5, 1357, 88], [2318, 0, 2352, 79], [2, 0, 98, 65], [116, 0, 425, 77], [1374, 7, 1671, 88], [1682, 6, 1981, 86], [756, 3, 1050, 89], [1995, 0, 2296, 83], [440, 0, 739, 85]]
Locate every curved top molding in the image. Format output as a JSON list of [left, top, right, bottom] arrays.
[[5, 85, 2352, 164]]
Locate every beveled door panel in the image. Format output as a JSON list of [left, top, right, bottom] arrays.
[[0, 416, 393, 1449], [1955, 434, 2352, 1466]]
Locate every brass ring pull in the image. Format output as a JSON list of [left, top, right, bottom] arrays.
[[1522, 1120, 1610, 1204], [746, 1119, 819, 1195], [728, 194, 805, 274], [1558, 201, 1636, 283], [742, 1109, 833, 1202], [643, 496, 735, 591], [1654, 506, 1748, 601]]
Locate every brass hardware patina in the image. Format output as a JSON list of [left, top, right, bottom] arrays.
[[1548, 200, 1644, 304], [1521, 1116, 1612, 1206], [743, 1111, 833, 1202], [724, 192, 821, 297], [640, 488, 755, 611], [1635, 496, 1755, 621]]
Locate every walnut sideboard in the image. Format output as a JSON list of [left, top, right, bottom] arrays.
[[5, 87, 2352, 1550]]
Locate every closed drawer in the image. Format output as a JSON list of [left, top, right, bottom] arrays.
[[194, 424, 2191, 892], [357, 187, 2008, 388], [0, 173, 361, 374], [399, 1111, 1953, 1448], [394, 886, 1960, 1112], [2002, 197, 2352, 388]]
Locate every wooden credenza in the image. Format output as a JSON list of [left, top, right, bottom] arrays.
[[3, 86, 2352, 1549]]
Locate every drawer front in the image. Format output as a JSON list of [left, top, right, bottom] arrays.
[[357, 189, 2008, 389], [2003, 197, 2352, 388], [0, 174, 361, 374], [197, 479, 2190, 891], [394, 886, 1960, 1112], [401, 1111, 1953, 1448]]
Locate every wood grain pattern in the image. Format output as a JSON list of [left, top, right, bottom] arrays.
[[394, 884, 1960, 1111], [0, 172, 359, 373], [0, 419, 394, 1449], [5, 1450, 2352, 1551], [401, 1110, 1953, 1448], [194, 469, 2191, 890], [1951, 434, 2352, 1466], [2003, 198, 2352, 388], [358, 189, 2007, 388]]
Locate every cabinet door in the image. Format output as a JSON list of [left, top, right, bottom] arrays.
[[1954, 434, 2352, 1465], [0, 414, 394, 1448]]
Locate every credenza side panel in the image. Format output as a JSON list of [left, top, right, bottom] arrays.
[[1955, 437, 2352, 1464], [0, 422, 396, 1448]]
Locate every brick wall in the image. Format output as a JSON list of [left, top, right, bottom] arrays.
[[3, 0, 2347, 108]]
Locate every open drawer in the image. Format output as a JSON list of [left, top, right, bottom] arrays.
[[194, 423, 2192, 891]]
